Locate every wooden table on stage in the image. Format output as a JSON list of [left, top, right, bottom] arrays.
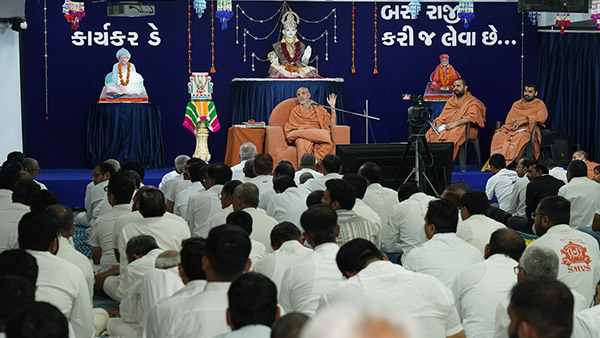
[[224, 126, 265, 167]]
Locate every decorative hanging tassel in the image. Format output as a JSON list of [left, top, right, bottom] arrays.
[[592, 0, 600, 29], [193, 0, 207, 19], [373, 1, 378, 75], [210, 0, 216, 73], [528, 12, 540, 25], [188, 0, 192, 74], [556, 12, 571, 34], [215, 0, 233, 30], [62, 0, 85, 30], [408, 0, 421, 20], [457, 1, 475, 29], [351, 1, 356, 74]]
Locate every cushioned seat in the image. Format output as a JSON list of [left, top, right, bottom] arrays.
[[265, 98, 350, 169]]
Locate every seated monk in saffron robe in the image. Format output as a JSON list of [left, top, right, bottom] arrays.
[[572, 150, 600, 180], [425, 78, 486, 160], [490, 83, 548, 166], [284, 87, 337, 164]]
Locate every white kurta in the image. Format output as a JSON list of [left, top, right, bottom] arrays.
[[166, 179, 192, 204], [294, 168, 323, 185], [456, 214, 506, 255], [174, 181, 205, 219], [89, 203, 132, 270], [362, 183, 398, 227], [318, 260, 463, 338], [87, 180, 109, 224], [214, 325, 271, 338], [160, 172, 183, 197], [144, 279, 207, 338], [279, 242, 344, 316], [508, 176, 529, 218], [249, 175, 275, 210], [0, 189, 12, 207], [382, 192, 437, 254], [572, 304, 600, 338], [186, 184, 223, 238], [453, 254, 517, 338], [253, 240, 312, 293], [558, 176, 600, 229], [28, 250, 94, 338], [549, 166, 569, 184], [231, 160, 247, 181], [352, 199, 382, 232], [0, 202, 30, 252], [118, 214, 190, 280], [266, 187, 310, 229], [158, 170, 179, 190], [209, 205, 233, 229], [241, 207, 279, 252], [153, 282, 232, 338], [56, 236, 95, 302], [526, 224, 600, 304], [485, 168, 518, 212], [402, 233, 483, 290], [306, 172, 343, 192]]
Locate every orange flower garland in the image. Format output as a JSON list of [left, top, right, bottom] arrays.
[[351, 1, 356, 74], [373, 1, 378, 75], [210, 0, 216, 73], [438, 65, 453, 87], [118, 62, 131, 86], [188, 0, 192, 74]]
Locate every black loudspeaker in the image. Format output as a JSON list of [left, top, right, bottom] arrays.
[[541, 131, 572, 165], [336, 142, 454, 195]]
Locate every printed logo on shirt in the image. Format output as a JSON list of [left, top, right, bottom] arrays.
[[560, 239, 592, 273]]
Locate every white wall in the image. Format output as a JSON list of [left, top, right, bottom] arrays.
[[0, 27, 24, 161]]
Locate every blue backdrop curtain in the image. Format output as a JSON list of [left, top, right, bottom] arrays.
[[537, 33, 600, 162]]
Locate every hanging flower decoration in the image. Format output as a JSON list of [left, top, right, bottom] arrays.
[[188, 0, 192, 74], [457, 1, 475, 29], [351, 1, 356, 74], [373, 1, 378, 75], [408, 1, 421, 20], [555, 12, 571, 34], [210, 0, 216, 73], [528, 12, 540, 25], [62, 1, 85, 30], [592, 0, 600, 29], [216, 0, 233, 30], [193, 0, 207, 19]]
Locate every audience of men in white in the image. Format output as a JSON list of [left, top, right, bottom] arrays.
[[2, 148, 600, 338]]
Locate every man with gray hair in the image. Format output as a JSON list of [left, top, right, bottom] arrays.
[[231, 142, 257, 181], [48, 204, 94, 301], [294, 153, 323, 185], [233, 183, 278, 251], [493, 245, 588, 338], [23, 157, 47, 190], [159, 154, 191, 196]]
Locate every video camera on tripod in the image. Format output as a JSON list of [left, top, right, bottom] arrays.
[[402, 94, 433, 123]]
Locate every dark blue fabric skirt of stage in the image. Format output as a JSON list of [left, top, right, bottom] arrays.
[[87, 103, 165, 169]]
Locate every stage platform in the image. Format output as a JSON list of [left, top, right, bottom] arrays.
[[36, 165, 491, 209], [37, 168, 172, 209]]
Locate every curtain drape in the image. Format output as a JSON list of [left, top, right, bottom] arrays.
[[537, 33, 600, 161]]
